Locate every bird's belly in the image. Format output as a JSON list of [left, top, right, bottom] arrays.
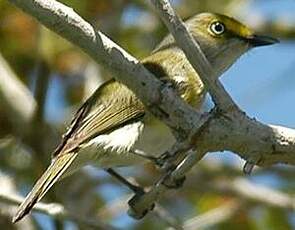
[[74, 117, 175, 168], [133, 117, 175, 157]]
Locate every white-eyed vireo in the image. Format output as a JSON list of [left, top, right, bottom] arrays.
[[13, 12, 278, 222]]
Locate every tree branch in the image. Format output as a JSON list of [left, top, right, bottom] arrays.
[[181, 200, 242, 230], [214, 177, 295, 210], [0, 53, 36, 131], [8, 0, 204, 138], [150, 0, 236, 111]]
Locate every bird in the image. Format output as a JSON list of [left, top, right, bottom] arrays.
[[12, 12, 278, 222]]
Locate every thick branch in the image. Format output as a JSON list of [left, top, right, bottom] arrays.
[[8, 0, 204, 137], [195, 109, 295, 166]]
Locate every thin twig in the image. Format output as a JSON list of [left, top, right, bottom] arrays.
[[154, 205, 184, 230], [181, 200, 242, 230], [215, 177, 295, 210], [128, 151, 205, 219]]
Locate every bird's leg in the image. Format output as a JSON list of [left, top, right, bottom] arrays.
[[132, 149, 177, 168], [105, 168, 144, 195], [161, 174, 186, 189], [131, 150, 161, 165], [131, 150, 185, 188], [155, 151, 174, 167], [106, 168, 154, 219]]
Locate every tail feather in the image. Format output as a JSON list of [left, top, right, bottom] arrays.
[[12, 152, 78, 223]]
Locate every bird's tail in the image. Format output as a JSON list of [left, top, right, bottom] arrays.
[[12, 152, 78, 223]]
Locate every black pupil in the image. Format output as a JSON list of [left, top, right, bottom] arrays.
[[214, 23, 224, 33]]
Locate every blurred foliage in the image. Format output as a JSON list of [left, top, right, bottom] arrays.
[[0, 0, 294, 229]]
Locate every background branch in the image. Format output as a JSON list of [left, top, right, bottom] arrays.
[[181, 199, 242, 230], [0, 188, 116, 229], [214, 177, 295, 210], [0, 52, 36, 133]]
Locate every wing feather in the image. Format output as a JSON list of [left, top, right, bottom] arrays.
[[53, 80, 145, 157]]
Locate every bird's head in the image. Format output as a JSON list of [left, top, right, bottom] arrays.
[[187, 13, 279, 75], [155, 13, 279, 76]]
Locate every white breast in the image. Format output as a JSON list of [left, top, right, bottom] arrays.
[[89, 121, 144, 153], [75, 117, 175, 168]]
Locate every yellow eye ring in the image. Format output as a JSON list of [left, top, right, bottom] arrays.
[[209, 21, 225, 35]]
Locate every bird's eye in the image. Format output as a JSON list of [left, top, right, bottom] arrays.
[[210, 21, 225, 35]]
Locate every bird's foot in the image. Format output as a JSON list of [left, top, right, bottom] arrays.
[[128, 192, 155, 219], [132, 150, 177, 170], [161, 175, 186, 189], [153, 151, 176, 169], [132, 150, 160, 165]]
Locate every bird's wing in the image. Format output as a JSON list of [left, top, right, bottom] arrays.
[[53, 79, 145, 157], [13, 80, 146, 223]]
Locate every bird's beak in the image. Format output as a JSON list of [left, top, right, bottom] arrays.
[[246, 35, 279, 47]]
